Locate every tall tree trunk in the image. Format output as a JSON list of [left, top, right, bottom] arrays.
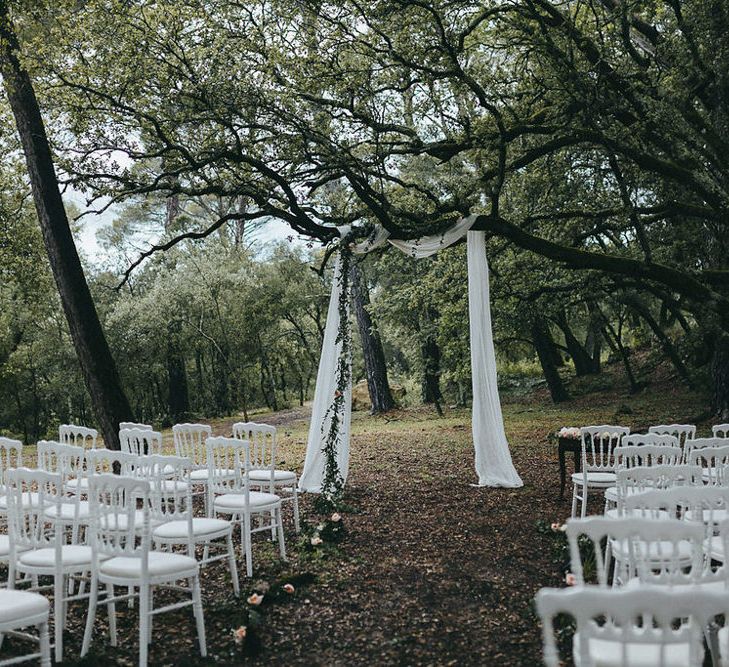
[[419, 307, 443, 415], [531, 318, 570, 403], [712, 333, 729, 420], [0, 5, 132, 449], [350, 261, 395, 413]]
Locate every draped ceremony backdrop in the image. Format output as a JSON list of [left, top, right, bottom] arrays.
[[298, 216, 523, 492]]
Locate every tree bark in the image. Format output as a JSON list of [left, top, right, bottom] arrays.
[[350, 261, 395, 413], [555, 311, 600, 376], [712, 333, 729, 420], [531, 318, 570, 403], [0, 5, 133, 449]]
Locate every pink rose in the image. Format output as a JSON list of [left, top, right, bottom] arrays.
[[565, 573, 577, 586], [283, 583, 295, 594], [247, 593, 264, 606], [233, 626, 247, 645]]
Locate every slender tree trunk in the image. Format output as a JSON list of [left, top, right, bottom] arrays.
[[712, 333, 729, 420], [555, 311, 599, 376], [531, 318, 570, 403], [350, 262, 395, 413], [419, 307, 443, 415], [0, 5, 133, 449]]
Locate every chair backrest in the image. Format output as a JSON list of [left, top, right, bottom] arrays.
[[232, 422, 276, 471], [579, 425, 630, 471], [685, 437, 729, 465], [136, 455, 193, 525], [536, 586, 724, 667], [36, 440, 85, 481], [86, 448, 137, 477], [624, 433, 680, 448], [648, 424, 696, 447], [173, 423, 212, 469], [615, 464, 703, 499], [206, 436, 251, 497], [613, 444, 682, 468], [564, 516, 706, 587], [713, 423, 729, 438], [59, 424, 98, 449], [688, 445, 729, 484], [119, 428, 163, 456], [5, 468, 63, 551], [87, 473, 151, 561], [0, 437, 22, 493], [119, 422, 152, 433], [626, 487, 729, 559]]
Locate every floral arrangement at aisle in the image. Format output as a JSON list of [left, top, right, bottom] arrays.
[[557, 427, 581, 439]]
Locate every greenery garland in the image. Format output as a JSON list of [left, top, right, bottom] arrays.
[[315, 233, 354, 513]]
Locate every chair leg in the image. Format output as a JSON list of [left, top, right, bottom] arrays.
[[148, 587, 154, 645], [580, 484, 588, 518], [570, 483, 579, 518], [276, 508, 286, 561], [54, 574, 64, 663], [244, 513, 253, 578], [191, 576, 207, 657], [81, 574, 98, 657], [226, 533, 240, 597], [139, 583, 150, 667], [39, 621, 51, 667], [292, 486, 300, 533], [106, 583, 117, 646]]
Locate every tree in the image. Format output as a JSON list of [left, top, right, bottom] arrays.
[[0, 2, 132, 447]]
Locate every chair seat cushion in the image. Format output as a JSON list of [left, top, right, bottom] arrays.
[[153, 518, 231, 540], [190, 468, 235, 481], [157, 480, 190, 495], [214, 491, 280, 511], [572, 471, 616, 486], [44, 501, 90, 521], [573, 633, 695, 667], [684, 508, 729, 524], [0, 590, 49, 624], [100, 551, 198, 579], [247, 469, 296, 483], [19, 545, 95, 568]]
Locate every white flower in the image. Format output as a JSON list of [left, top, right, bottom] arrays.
[[247, 593, 264, 606], [233, 626, 247, 645], [310, 535, 323, 546], [331, 512, 342, 522], [283, 583, 295, 594], [565, 572, 577, 586]]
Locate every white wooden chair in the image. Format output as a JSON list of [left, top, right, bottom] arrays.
[[6, 468, 97, 663], [207, 436, 286, 577], [571, 425, 629, 518], [59, 424, 98, 449], [564, 516, 705, 588], [648, 424, 696, 462], [536, 586, 725, 667], [683, 436, 728, 467], [143, 454, 240, 598], [233, 422, 300, 533], [0, 589, 51, 667], [606, 464, 703, 519], [712, 423, 729, 438], [81, 474, 206, 667], [119, 429, 163, 457], [173, 423, 212, 513]]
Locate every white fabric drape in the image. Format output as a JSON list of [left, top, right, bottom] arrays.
[[298, 217, 522, 492], [467, 231, 523, 487], [298, 246, 353, 493]]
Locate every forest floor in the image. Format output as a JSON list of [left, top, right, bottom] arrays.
[[4, 360, 710, 666]]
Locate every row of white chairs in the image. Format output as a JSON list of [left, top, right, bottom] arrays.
[[570, 423, 729, 517], [0, 420, 299, 666]]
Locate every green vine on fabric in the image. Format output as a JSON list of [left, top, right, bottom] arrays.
[[315, 233, 354, 513]]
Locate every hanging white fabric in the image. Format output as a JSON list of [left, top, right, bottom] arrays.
[[467, 231, 523, 487], [298, 242, 353, 493], [298, 216, 522, 492]]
